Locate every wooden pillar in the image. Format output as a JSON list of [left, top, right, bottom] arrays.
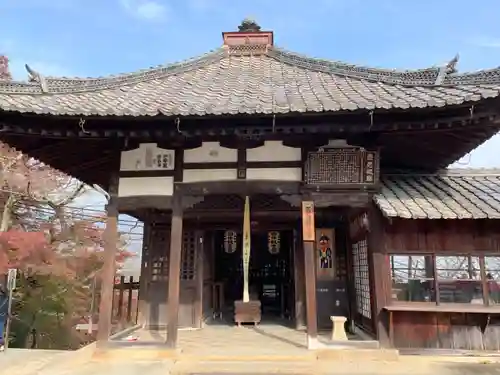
[[367, 204, 391, 347], [138, 219, 151, 326], [166, 190, 183, 348], [194, 230, 204, 328], [343, 218, 357, 333], [293, 228, 306, 329], [127, 276, 134, 322], [301, 200, 318, 349], [96, 190, 119, 346]]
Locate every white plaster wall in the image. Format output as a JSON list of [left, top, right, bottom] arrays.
[[183, 142, 237, 163], [182, 169, 238, 183], [246, 141, 301, 162], [118, 176, 174, 197], [246, 168, 302, 181], [120, 143, 175, 171]]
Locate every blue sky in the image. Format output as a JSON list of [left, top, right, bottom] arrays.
[[2, 0, 499, 269], [1, 0, 499, 168]]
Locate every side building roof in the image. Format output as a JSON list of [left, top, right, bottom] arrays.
[[376, 169, 500, 219], [0, 42, 499, 116]]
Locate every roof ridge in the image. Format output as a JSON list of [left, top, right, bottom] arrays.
[[267, 46, 442, 86], [443, 66, 500, 85], [0, 48, 227, 95], [267, 47, 500, 87], [271, 46, 443, 74]]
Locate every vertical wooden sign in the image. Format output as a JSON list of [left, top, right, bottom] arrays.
[[301, 201, 315, 242], [242, 196, 251, 303]]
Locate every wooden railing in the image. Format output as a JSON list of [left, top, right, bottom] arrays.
[[304, 148, 379, 187], [75, 275, 140, 339], [112, 275, 140, 330]]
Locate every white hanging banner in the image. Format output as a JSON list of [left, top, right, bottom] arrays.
[[242, 196, 251, 303]]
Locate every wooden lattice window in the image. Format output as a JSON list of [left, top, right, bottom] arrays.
[[150, 227, 169, 281], [181, 231, 197, 280], [352, 239, 371, 319]]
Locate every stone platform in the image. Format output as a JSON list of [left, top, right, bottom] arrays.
[[10, 324, 500, 375], [97, 324, 391, 362]]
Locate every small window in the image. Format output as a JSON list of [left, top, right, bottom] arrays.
[[390, 255, 436, 302], [485, 256, 500, 304], [436, 256, 483, 304]]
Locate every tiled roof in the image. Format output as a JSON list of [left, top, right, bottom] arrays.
[[0, 46, 499, 117], [375, 169, 500, 219]]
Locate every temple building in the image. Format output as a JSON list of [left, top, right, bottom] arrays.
[[1, 19, 500, 351]]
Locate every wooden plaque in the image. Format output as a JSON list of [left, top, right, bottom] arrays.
[[301, 201, 315, 242]]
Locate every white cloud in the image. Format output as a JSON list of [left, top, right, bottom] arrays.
[[119, 0, 168, 21]]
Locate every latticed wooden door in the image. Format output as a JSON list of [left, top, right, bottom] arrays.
[[351, 238, 373, 332], [178, 230, 199, 327], [142, 225, 202, 328]]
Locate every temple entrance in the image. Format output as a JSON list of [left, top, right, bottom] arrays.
[[213, 229, 294, 323]]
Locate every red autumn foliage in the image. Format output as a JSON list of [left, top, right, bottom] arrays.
[[0, 231, 49, 274], [0, 143, 135, 349], [0, 141, 133, 280]]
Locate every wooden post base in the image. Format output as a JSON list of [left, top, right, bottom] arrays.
[[234, 300, 261, 326]]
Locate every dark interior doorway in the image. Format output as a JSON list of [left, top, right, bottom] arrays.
[[213, 229, 294, 321]]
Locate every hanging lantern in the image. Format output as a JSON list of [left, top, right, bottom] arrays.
[[223, 230, 237, 253], [268, 231, 281, 254]]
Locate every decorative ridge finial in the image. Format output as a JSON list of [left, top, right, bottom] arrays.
[[446, 53, 459, 74], [25, 64, 48, 93], [238, 18, 261, 32], [222, 18, 272, 50]]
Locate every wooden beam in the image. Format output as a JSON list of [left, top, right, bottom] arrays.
[[301, 200, 318, 349], [178, 180, 300, 196], [194, 230, 204, 328], [138, 220, 152, 326], [2, 99, 498, 135], [96, 175, 119, 347], [166, 190, 184, 348]]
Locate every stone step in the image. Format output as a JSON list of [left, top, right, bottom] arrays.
[[89, 345, 398, 363], [171, 359, 405, 375], [315, 348, 399, 362]]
